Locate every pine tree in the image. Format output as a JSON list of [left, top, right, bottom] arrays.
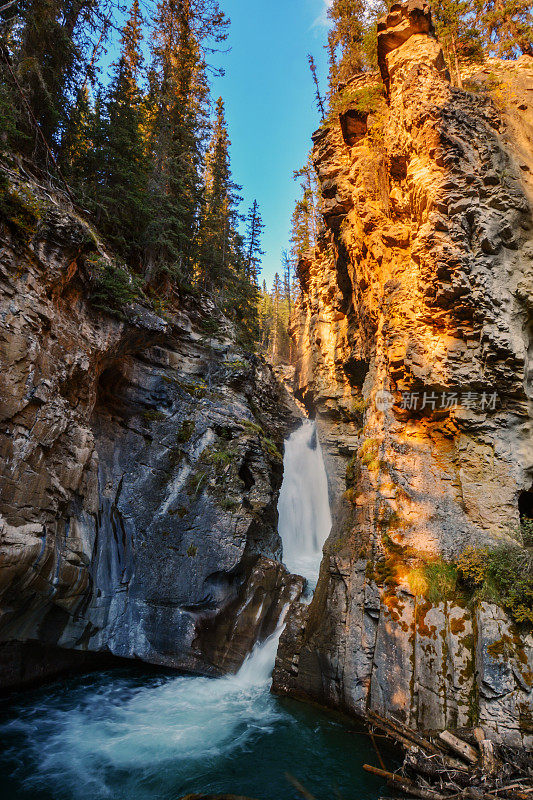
[[282, 249, 294, 317], [244, 199, 265, 282], [475, 0, 532, 57], [146, 0, 228, 287], [263, 272, 288, 364], [97, 0, 149, 266], [59, 84, 92, 178], [326, 0, 367, 89], [290, 157, 319, 262], [308, 53, 325, 120], [432, 0, 483, 84], [258, 279, 274, 352], [1, 0, 101, 162], [199, 96, 242, 288], [271, 271, 282, 362]]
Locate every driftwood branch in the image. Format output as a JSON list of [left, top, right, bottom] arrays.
[[361, 711, 532, 800], [439, 731, 478, 765]]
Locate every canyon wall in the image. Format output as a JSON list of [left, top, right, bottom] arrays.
[[0, 176, 302, 688], [273, 0, 533, 747]]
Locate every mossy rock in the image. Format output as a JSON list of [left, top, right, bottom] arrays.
[[143, 409, 167, 423], [177, 420, 195, 443], [0, 183, 45, 238]]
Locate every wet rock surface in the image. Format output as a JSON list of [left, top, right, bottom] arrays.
[[0, 185, 302, 685], [273, 2, 533, 748]]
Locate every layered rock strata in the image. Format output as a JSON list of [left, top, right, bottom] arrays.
[[0, 175, 302, 687], [273, 1, 533, 748]]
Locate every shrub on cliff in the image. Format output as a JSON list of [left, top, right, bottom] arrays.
[[88, 256, 143, 318], [457, 543, 533, 625], [487, 546, 533, 624], [0, 178, 45, 238]]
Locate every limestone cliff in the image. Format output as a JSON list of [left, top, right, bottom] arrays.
[[273, 0, 533, 748], [0, 172, 302, 688]]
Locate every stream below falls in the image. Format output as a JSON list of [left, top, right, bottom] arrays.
[[0, 420, 388, 800]]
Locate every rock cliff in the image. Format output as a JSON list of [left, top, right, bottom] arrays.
[[273, 0, 533, 748], [0, 173, 302, 688]]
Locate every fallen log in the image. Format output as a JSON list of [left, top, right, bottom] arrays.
[[479, 739, 497, 775], [404, 749, 472, 785], [367, 710, 442, 755], [363, 763, 449, 800], [439, 730, 479, 764]]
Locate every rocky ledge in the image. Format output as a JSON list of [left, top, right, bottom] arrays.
[[273, 0, 533, 749]]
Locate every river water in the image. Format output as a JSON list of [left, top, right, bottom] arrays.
[[0, 421, 387, 800]]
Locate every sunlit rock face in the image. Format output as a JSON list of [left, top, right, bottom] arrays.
[[273, 1, 533, 747], [0, 195, 302, 688]]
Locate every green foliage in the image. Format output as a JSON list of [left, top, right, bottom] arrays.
[[187, 544, 197, 557], [425, 560, 458, 603], [143, 410, 167, 422], [353, 396, 369, 416], [220, 497, 239, 511], [0, 0, 263, 350], [241, 420, 263, 435], [206, 450, 232, 466], [522, 518, 533, 546], [0, 78, 24, 156], [457, 544, 533, 625], [197, 96, 242, 289], [474, 0, 532, 58], [457, 545, 489, 587], [88, 256, 143, 317], [175, 379, 207, 399], [346, 454, 359, 486], [290, 156, 319, 263], [329, 84, 384, 119], [326, 0, 386, 90], [199, 317, 221, 337], [323, 0, 531, 101], [89, 1, 150, 268], [258, 264, 296, 364], [360, 438, 379, 471], [486, 545, 533, 624], [177, 420, 195, 443], [1, 0, 90, 161], [407, 566, 429, 596], [0, 183, 44, 237], [186, 471, 207, 498], [261, 436, 282, 462]]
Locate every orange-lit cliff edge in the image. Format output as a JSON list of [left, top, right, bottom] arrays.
[[273, 0, 533, 747]]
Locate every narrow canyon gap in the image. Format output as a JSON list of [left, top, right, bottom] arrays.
[[0, 423, 387, 800]]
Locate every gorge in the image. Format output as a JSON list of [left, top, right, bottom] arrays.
[[1, 0, 533, 796], [1, 422, 374, 800]]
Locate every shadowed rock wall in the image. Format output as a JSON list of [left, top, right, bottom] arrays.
[[0, 177, 302, 686]]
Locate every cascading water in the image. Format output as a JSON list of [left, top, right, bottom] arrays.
[[278, 420, 332, 588], [0, 421, 384, 800]]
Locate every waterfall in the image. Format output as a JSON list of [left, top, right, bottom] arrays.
[[0, 420, 334, 800], [278, 419, 332, 589]]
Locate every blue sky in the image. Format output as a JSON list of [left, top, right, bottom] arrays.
[[211, 0, 330, 287], [101, 0, 331, 288]]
